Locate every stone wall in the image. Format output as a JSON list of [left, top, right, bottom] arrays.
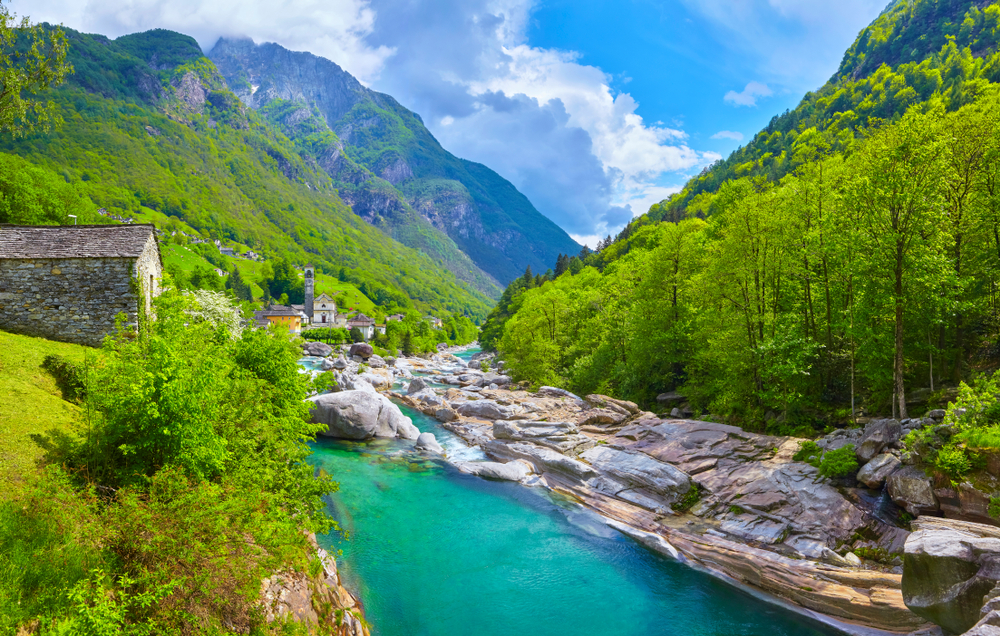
[[0, 256, 147, 346]]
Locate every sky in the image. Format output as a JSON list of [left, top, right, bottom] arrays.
[[14, 0, 888, 247]]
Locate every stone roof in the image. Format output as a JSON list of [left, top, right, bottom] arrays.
[[256, 304, 300, 317], [0, 224, 159, 259], [347, 313, 374, 326]]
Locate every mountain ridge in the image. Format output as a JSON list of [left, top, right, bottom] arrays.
[[207, 36, 582, 284]]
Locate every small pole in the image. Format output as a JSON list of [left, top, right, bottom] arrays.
[[68, 215, 77, 225]]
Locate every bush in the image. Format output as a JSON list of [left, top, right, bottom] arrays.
[[819, 444, 859, 478], [41, 354, 86, 402], [793, 440, 822, 467]]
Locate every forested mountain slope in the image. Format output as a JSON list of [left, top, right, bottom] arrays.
[[207, 37, 581, 285], [655, 0, 1000, 221], [482, 0, 1000, 434], [1, 28, 493, 319]]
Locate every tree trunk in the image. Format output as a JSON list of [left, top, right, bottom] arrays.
[[895, 249, 908, 420]]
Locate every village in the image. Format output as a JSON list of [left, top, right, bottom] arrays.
[[0, 223, 449, 347]]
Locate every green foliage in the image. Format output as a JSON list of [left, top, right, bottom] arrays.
[[0, 152, 100, 224], [818, 445, 859, 479], [0, 5, 72, 136], [853, 546, 893, 565], [1, 26, 495, 320], [4, 290, 339, 634], [905, 374, 1000, 479], [793, 441, 822, 467], [41, 353, 85, 402], [989, 496, 1000, 520], [671, 484, 701, 512], [302, 327, 350, 344], [487, 85, 1000, 429]]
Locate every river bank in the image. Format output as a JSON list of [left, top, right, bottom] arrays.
[[300, 343, 929, 635]]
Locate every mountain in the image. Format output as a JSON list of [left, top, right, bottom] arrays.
[[2, 27, 494, 319], [480, 0, 1000, 426], [206, 37, 581, 285], [653, 0, 1000, 221]]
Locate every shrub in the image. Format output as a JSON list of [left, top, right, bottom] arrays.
[[819, 444, 859, 478], [41, 354, 86, 402], [793, 440, 822, 467]]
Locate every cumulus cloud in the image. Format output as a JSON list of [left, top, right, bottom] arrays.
[[10, 0, 394, 83], [724, 81, 772, 107], [711, 130, 744, 141], [12, 0, 721, 237]]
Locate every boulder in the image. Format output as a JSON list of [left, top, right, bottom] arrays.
[[888, 466, 939, 516], [903, 520, 1000, 634], [536, 386, 583, 401], [656, 392, 685, 405], [359, 371, 391, 389], [927, 409, 947, 421], [857, 418, 903, 464], [302, 341, 333, 357], [385, 356, 396, 367], [340, 375, 377, 393], [368, 354, 386, 368], [414, 432, 443, 454], [585, 394, 639, 415], [484, 440, 598, 482], [477, 372, 511, 387], [410, 388, 446, 407], [308, 391, 419, 440], [331, 356, 349, 370], [455, 460, 531, 482], [580, 446, 692, 503], [436, 343, 449, 351], [349, 343, 373, 359], [320, 357, 337, 371], [493, 420, 591, 453], [577, 408, 629, 428], [434, 407, 459, 423], [455, 400, 523, 421], [406, 377, 430, 395], [857, 453, 902, 489]]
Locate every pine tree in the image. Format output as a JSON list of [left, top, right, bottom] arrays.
[[522, 265, 534, 287], [401, 330, 414, 356]]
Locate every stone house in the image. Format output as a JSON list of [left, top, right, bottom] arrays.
[[347, 313, 375, 340], [253, 304, 302, 334], [0, 224, 162, 346]]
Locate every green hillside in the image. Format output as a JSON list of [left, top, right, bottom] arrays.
[[483, 0, 1000, 433], [2, 28, 493, 319], [657, 0, 1000, 220]]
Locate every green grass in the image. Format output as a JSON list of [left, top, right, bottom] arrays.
[[0, 331, 89, 497]]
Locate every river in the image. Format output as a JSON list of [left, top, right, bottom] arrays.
[[305, 347, 843, 636]]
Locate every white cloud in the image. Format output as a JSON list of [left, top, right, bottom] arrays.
[[711, 130, 744, 141], [12, 0, 720, 239], [724, 81, 772, 107], [10, 0, 395, 83]]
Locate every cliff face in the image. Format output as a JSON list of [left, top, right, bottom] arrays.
[[208, 37, 581, 286]]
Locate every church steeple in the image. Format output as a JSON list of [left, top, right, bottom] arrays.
[[304, 264, 315, 320]]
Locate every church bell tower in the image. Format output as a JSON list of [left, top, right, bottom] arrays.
[[304, 264, 315, 321]]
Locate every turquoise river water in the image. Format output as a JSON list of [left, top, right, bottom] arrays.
[[306, 348, 843, 636]]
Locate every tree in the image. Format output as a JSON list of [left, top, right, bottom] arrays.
[[226, 264, 253, 301], [843, 110, 949, 419], [0, 5, 72, 137], [349, 327, 364, 343], [401, 330, 414, 356]]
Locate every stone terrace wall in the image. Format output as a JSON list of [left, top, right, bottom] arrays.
[[0, 257, 141, 346]]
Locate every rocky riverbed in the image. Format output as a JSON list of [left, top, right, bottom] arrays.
[[300, 340, 1000, 635]]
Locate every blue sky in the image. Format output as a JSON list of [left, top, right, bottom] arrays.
[[17, 0, 887, 246]]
